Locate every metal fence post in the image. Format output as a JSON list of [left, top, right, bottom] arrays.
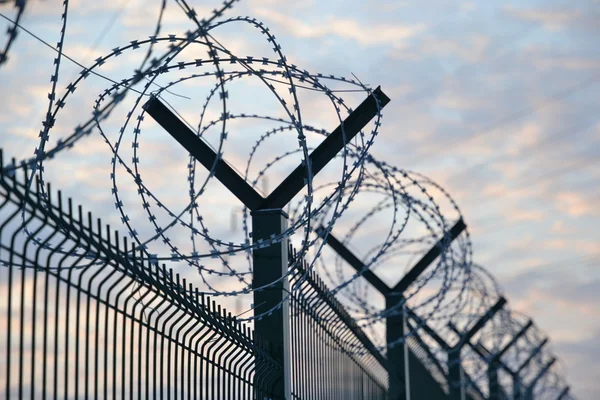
[[447, 347, 463, 400], [145, 88, 390, 400], [386, 293, 407, 400], [316, 218, 466, 400], [487, 361, 500, 400], [447, 297, 507, 400], [252, 209, 291, 399], [513, 377, 523, 400]]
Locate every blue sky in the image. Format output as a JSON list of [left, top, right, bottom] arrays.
[[0, 0, 598, 398]]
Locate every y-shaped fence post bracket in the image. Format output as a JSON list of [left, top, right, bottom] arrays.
[[513, 338, 549, 400], [449, 318, 532, 400], [557, 386, 570, 400], [145, 87, 390, 399], [524, 357, 556, 399], [316, 221, 410, 398], [489, 320, 533, 400], [142, 87, 390, 211], [449, 320, 512, 400], [315, 218, 466, 399], [446, 297, 507, 400]]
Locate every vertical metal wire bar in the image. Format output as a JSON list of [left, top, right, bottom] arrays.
[[26, 177, 49, 399], [0, 172, 17, 400]]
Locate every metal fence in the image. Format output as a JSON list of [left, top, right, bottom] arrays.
[[0, 148, 571, 400], [0, 160, 282, 399], [288, 246, 391, 399], [0, 151, 401, 399]]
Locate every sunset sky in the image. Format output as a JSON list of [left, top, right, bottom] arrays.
[[0, 0, 598, 398]]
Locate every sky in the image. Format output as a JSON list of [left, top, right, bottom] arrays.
[[0, 0, 599, 398]]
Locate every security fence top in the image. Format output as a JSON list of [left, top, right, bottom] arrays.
[[405, 307, 451, 351], [316, 217, 466, 298], [447, 322, 514, 376], [141, 81, 392, 400], [517, 338, 549, 375], [526, 357, 557, 395], [143, 76, 390, 397], [456, 297, 507, 350], [0, 156, 278, 359], [490, 320, 534, 364], [143, 87, 390, 212]]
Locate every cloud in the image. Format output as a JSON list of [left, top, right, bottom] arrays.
[[120, 3, 213, 30], [503, 6, 582, 31], [555, 192, 597, 217], [252, 8, 424, 48], [393, 33, 492, 64], [2, 1, 600, 397], [554, 330, 600, 399]]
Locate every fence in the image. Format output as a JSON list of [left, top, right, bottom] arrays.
[[288, 246, 391, 399], [0, 0, 579, 397], [0, 159, 282, 399], [0, 144, 574, 400], [0, 151, 407, 399]]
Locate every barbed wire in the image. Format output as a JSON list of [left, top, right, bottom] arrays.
[[0, 2, 577, 394], [0, 0, 383, 323], [0, 0, 25, 66]]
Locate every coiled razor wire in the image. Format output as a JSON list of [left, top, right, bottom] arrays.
[[460, 309, 532, 394], [0, 4, 581, 392], [285, 153, 475, 348], [0, 0, 25, 66], [0, 0, 389, 326], [406, 270, 570, 397], [0, 0, 477, 354]]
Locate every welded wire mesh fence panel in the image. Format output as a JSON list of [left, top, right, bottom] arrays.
[[402, 330, 487, 400], [0, 163, 282, 399], [288, 245, 390, 400], [405, 333, 449, 399]]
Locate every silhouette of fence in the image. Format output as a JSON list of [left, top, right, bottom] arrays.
[[288, 246, 391, 399], [0, 147, 576, 400], [0, 152, 405, 399], [0, 158, 283, 399], [0, 0, 577, 397]]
